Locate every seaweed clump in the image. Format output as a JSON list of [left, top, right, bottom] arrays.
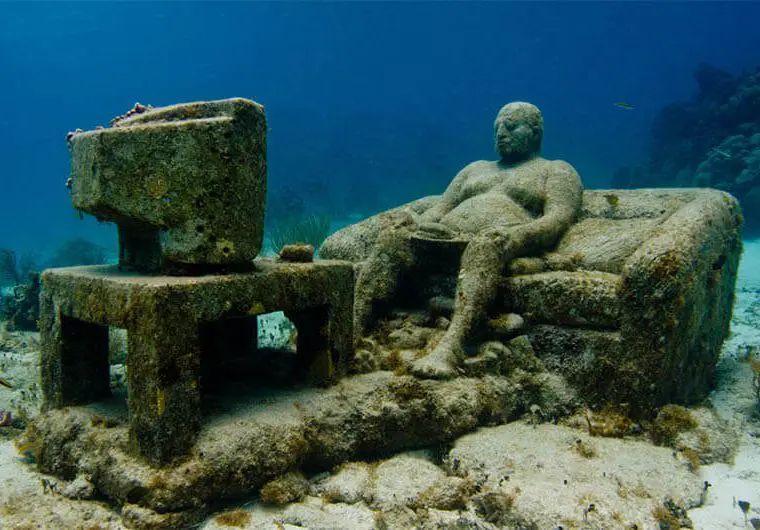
[[652, 497, 692, 529], [573, 438, 597, 458], [584, 404, 635, 438], [649, 404, 697, 446], [268, 214, 332, 255], [472, 490, 519, 526], [214, 509, 252, 528], [745, 348, 760, 406], [259, 471, 310, 505]]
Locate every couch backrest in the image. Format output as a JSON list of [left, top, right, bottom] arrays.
[[578, 188, 699, 220]]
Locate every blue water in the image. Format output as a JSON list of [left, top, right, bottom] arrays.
[[1, 1, 759, 258]]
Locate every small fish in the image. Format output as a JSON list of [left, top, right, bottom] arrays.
[[713, 148, 732, 159], [614, 102, 635, 110], [0, 376, 12, 389]]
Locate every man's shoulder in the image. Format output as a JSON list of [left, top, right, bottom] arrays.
[[461, 159, 495, 172], [539, 158, 580, 179], [545, 158, 577, 170], [451, 160, 491, 181]]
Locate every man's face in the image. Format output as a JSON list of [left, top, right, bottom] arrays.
[[494, 116, 536, 161]]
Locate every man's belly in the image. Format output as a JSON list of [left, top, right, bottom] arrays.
[[439, 193, 534, 234]]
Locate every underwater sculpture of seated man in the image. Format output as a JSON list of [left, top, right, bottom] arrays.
[[354, 101, 583, 379]]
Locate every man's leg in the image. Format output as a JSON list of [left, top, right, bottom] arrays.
[[412, 231, 508, 379]]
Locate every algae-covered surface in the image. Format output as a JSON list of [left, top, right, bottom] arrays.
[[1, 240, 759, 529]]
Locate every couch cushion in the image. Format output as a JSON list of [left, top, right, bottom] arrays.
[[550, 188, 704, 274], [504, 270, 622, 329], [554, 217, 663, 274]]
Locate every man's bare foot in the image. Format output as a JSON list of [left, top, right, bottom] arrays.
[[411, 341, 461, 380]]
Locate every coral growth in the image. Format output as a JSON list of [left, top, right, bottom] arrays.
[[1, 273, 40, 331], [618, 63, 760, 235], [46, 238, 107, 268], [0, 249, 20, 287], [0, 248, 36, 288], [1, 238, 104, 331]]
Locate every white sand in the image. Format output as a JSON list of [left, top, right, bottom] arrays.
[[687, 239, 760, 528]]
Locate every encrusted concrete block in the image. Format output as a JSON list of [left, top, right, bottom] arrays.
[[529, 325, 623, 401], [619, 190, 743, 409], [67, 98, 267, 270], [39, 258, 354, 465]]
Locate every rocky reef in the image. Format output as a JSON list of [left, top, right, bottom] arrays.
[[615, 63, 760, 237]]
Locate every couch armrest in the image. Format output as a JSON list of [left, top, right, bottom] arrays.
[[618, 189, 743, 410], [320, 195, 440, 262]]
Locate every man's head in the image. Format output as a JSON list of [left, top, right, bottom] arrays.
[[494, 102, 543, 162]]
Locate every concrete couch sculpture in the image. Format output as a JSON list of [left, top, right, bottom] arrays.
[[322, 183, 743, 416]]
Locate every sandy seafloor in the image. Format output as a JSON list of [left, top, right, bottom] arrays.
[[0, 239, 759, 529]]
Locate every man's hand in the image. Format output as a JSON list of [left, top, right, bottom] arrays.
[[474, 225, 524, 261], [417, 207, 444, 225]]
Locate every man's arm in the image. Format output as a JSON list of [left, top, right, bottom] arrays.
[[417, 163, 476, 224], [507, 160, 583, 256]]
